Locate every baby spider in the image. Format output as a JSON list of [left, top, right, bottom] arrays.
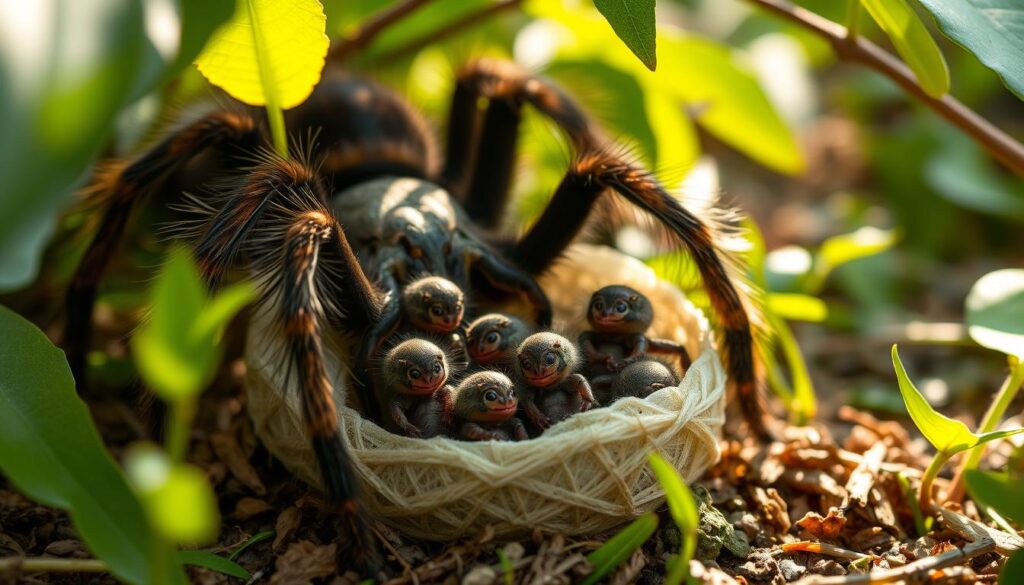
[[515, 332, 597, 430], [380, 339, 454, 439], [453, 371, 528, 441]]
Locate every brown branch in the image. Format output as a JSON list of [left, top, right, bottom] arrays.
[[0, 557, 109, 575], [328, 0, 434, 62], [745, 0, 1024, 178], [374, 0, 525, 65]]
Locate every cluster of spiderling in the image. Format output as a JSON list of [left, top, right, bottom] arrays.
[[378, 281, 693, 442]]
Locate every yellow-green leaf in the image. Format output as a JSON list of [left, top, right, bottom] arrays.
[[892, 344, 978, 452], [195, 0, 328, 108], [890, 345, 1024, 455], [769, 293, 828, 322], [966, 269, 1024, 359], [859, 0, 950, 97], [648, 453, 697, 585], [194, 0, 329, 154]]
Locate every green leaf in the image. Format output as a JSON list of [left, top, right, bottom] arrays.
[[892, 344, 979, 452], [1003, 549, 1024, 584], [892, 345, 1024, 453], [648, 453, 697, 585], [126, 445, 220, 544], [660, 35, 804, 175], [965, 269, 1024, 359], [925, 131, 1024, 221], [582, 513, 659, 585], [0, 0, 232, 291], [133, 247, 254, 400], [0, 305, 183, 585], [228, 530, 274, 561], [593, 0, 657, 71], [965, 470, 1024, 526], [916, 0, 1024, 99], [768, 293, 828, 322], [859, 0, 950, 97], [179, 551, 251, 580], [808, 227, 897, 292], [769, 312, 817, 424], [195, 0, 330, 154]]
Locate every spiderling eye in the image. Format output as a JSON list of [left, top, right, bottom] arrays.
[[615, 301, 628, 313], [520, 359, 533, 371], [432, 362, 442, 374], [485, 331, 499, 344], [485, 390, 498, 401], [409, 368, 422, 379], [594, 300, 605, 312], [430, 305, 444, 316], [543, 351, 557, 366]]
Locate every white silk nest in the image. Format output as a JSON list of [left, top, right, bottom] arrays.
[[245, 244, 726, 541]]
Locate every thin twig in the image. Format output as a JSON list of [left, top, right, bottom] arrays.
[[782, 541, 871, 561], [790, 537, 995, 584], [374, 0, 525, 65], [744, 0, 1024, 177], [328, 0, 434, 62], [0, 557, 109, 575]]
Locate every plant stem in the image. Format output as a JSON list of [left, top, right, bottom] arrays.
[[897, 472, 926, 538], [328, 0, 433, 62], [0, 557, 108, 574], [845, 0, 861, 39], [165, 397, 196, 465], [373, 0, 525, 65], [946, 357, 1024, 502], [743, 0, 1024, 177], [918, 450, 951, 515], [245, 0, 288, 158]]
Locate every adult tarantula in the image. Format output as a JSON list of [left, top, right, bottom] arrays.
[[64, 58, 764, 568]]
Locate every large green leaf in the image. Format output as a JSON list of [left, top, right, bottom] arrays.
[[195, 0, 329, 155], [524, 3, 803, 175], [593, 0, 657, 71], [965, 470, 1024, 525], [0, 0, 232, 291], [0, 305, 183, 585], [965, 269, 1024, 359], [916, 0, 1024, 99], [859, 0, 950, 97], [892, 345, 1024, 453]]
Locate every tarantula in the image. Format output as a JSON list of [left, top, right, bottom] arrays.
[[63, 58, 764, 569]]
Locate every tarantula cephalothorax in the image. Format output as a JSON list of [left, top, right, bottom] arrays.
[[63, 58, 765, 567]]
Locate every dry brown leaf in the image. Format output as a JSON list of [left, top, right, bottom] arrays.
[[273, 506, 303, 551], [270, 540, 337, 584], [210, 431, 266, 495], [233, 497, 273, 520], [795, 509, 846, 540]]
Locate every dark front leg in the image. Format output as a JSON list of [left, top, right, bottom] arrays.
[[508, 417, 529, 441], [621, 333, 650, 367], [65, 112, 260, 385], [467, 246, 552, 327], [569, 373, 597, 411], [390, 401, 422, 438], [648, 338, 693, 369]]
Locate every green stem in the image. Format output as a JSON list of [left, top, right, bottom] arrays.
[[897, 472, 926, 537], [946, 357, 1024, 503], [165, 398, 196, 465], [919, 450, 952, 515], [246, 0, 289, 158], [845, 0, 861, 39]]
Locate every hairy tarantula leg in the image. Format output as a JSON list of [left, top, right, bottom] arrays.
[[64, 112, 260, 385], [441, 59, 597, 225], [511, 153, 772, 440], [280, 211, 381, 572], [467, 246, 552, 327]]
